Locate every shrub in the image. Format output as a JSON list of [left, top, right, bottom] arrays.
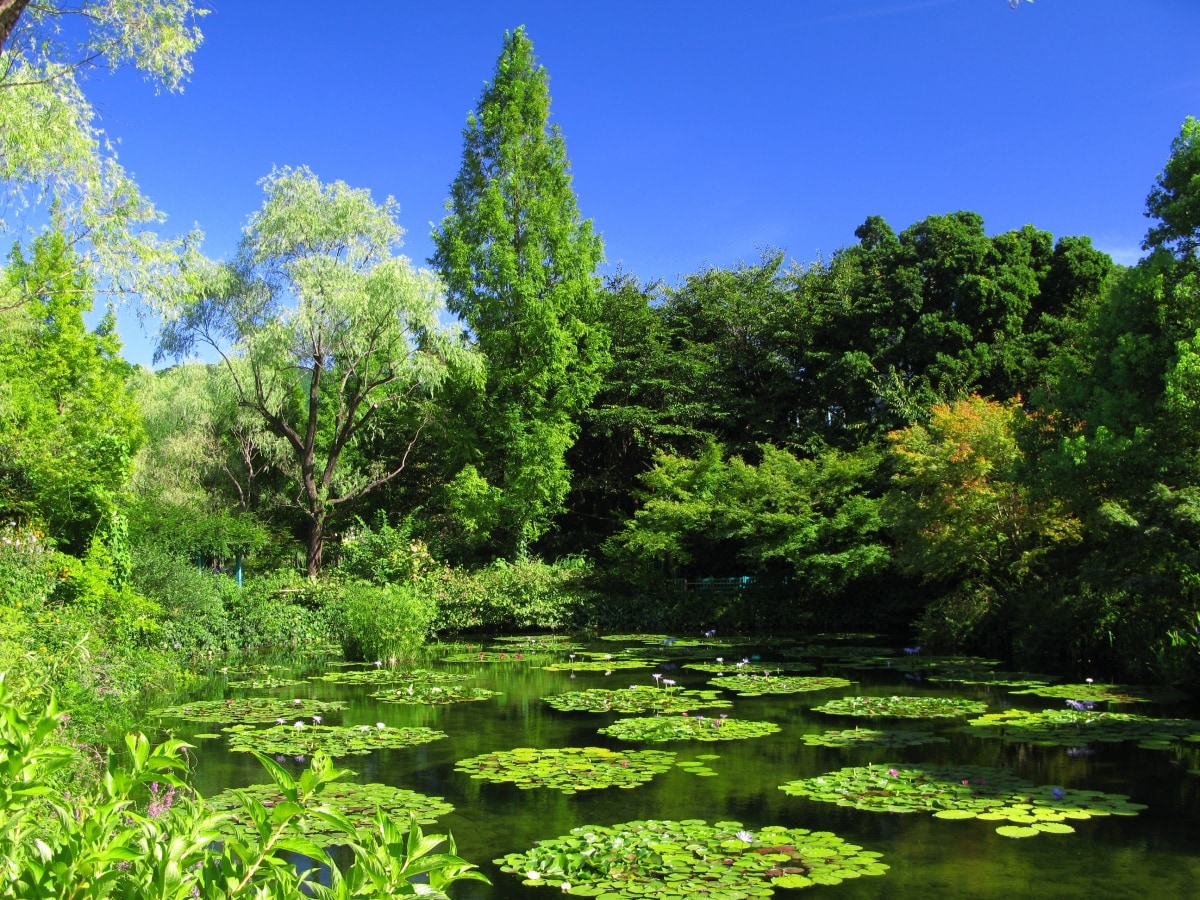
[[331, 579, 436, 662], [431, 557, 593, 635]]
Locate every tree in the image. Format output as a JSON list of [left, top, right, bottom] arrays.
[[159, 166, 478, 576], [0, 0, 205, 293], [1144, 116, 1200, 261], [431, 26, 608, 558], [0, 230, 143, 551]]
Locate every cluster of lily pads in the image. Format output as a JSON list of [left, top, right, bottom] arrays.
[[225, 676, 304, 690], [779, 763, 1146, 838], [813, 695, 987, 718], [496, 818, 889, 895], [709, 674, 853, 696], [223, 722, 447, 757], [454, 746, 677, 794], [1007, 683, 1149, 704], [964, 708, 1200, 748], [545, 685, 733, 714], [309, 666, 469, 685], [598, 715, 781, 743], [540, 659, 655, 672], [442, 650, 553, 664], [368, 682, 501, 705], [152, 697, 345, 724]]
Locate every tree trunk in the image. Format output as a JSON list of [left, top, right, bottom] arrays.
[[0, 0, 29, 54], [305, 517, 325, 577]]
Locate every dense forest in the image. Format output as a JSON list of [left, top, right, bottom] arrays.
[[3, 1, 1200, 766]]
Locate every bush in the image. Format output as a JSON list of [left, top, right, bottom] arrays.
[[129, 545, 229, 652], [431, 557, 593, 635], [330, 579, 436, 662], [220, 572, 336, 651]]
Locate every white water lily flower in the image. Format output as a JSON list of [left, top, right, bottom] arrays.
[[736, 830, 754, 843], [376, 722, 386, 729], [293, 720, 305, 729], [526, 871, 541, 881]]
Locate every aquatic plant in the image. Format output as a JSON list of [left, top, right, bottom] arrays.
[[779, 764, 1146, 837], [709, 674, 853, 696], [598, 715, 781, 742], [683, 661, 815, 674], [226, 676, 304, 689], [309, 666, 469, 685], [152, 697, 345, 724], [540, 659, 656, 672], [1007, 683, 1150, 704], [442, 650, 554, 664], [454, 746, 676, 793], [225, 723, 447, 757], [496, 818, 888, 894], [964, 708, 1200, 748], [812, 695, 987, 718], [369, 682, 501, 704], [544, 685, 733, 714]]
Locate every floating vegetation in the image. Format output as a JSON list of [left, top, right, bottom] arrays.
[[684, 661, 815, 675], [225, 676, 304, 690], [835, 654, 1004, 673], [813, 695, 987, 718], [369, 682, 500, 705], [800, 729, 950, 749], [309, 666, 468, 685], [964, 708, 1200, 748], [599, 715, 781, 743], [924, 669, 1053, 689], [675, 756, 720, 776], [779, 764, 1146, 837], [496, 818, 889, 895], [544, 685, 734, 714], [492, 634, 579, 651], [1007, 683, 1150, 704], [208, 780, 454, 839], [152, 697, 345, 724], [540, 659, 656, 672], [709, 674, 853, 696], [442, 651, 553, 664], [454, 746, 676, 794], [225, 723, 447, 757]]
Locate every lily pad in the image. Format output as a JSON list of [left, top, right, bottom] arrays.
[[541, 659, 657, 672], [442, 651, 553, 664], [208, 780, 454, 838], [152, 697, 345, 724], [710, 674, 853, 696], [225, 723, 447, 757], [226, 676, 304, 689], [800, 729, 949, 749], [454, 746, 676, 793], [683, 661, 815, 675], [545, 685, 733, 714], [369, 682, 500, 704], [496, 819, 888, 896], [1007, 683, 1150, 704], [964, 708, 1200, 748], [309, 667, 469, 685], [598, 716, 781, 742], [813, 695, 987, 718], [779, 763, 1146, 837]]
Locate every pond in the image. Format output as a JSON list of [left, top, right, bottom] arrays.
[[156, 633, 1200, 899]]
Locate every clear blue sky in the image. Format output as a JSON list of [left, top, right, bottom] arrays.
[[86, 0, 1200, 367]]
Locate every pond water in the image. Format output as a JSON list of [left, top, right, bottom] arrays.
[[162, 634, 1200, 899]]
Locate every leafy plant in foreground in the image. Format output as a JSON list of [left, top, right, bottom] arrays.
[[0, 673, 488, 897]]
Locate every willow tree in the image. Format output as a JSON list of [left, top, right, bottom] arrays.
[[159, 167, 478, 575], [431, 26, 608, 558]]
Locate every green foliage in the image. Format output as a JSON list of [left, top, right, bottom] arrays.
[[336, 513, 436, 585], [1144, 116, 1200, 259], [159, 166, 477, 575], [220, 573, 336, 652], [608, 441, 888, 598], [0, 673, 488, 898], [597, 715, 781, 743], [454, 746, 676, 794], [331, 579, 436, 663], [432, 26, 608, 557], [812, 695, 987, 718], [430, 556, 593, 634], [226, 723, 447, 758], [0, 232, 143, 552], [0, 1, 205, 294]]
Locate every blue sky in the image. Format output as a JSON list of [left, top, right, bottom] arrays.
[[84, 0, 1200, 367]]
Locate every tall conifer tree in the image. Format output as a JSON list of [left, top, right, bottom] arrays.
[[432, 26, 607, 557]]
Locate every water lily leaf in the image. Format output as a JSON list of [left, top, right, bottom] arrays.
[[497, 819, 887, 896], [813, 696, 987, 718], [965, 708, 1200, 747], [454, 747, 676, 793], [1033, 822, 1076, 834], [225, 723, 447, 757], [801, 729, 949, 749], [152, 698, 345, 724], [599, 716, 779, 743], [932, 809, 977, 819], [545, 686, 733, 715], [709, 675, 853, 696], [995, 825, 1040, 838], [369, 682, 501, 705]]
